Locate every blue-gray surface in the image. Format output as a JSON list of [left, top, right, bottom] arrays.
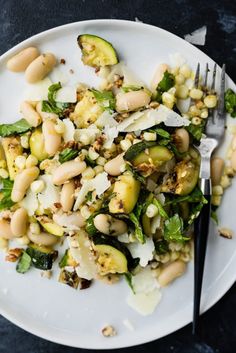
[[0, 0, 235, 352]]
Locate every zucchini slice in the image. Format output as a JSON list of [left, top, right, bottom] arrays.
[[133, 145, 173, 167], [26, 244, 58, 270], [39, 217, 64, 237], [77, 34, 118, 67], [124, 141, 157, 161], [59, 249, 78, 268], [95, 244, 128, 275], [2, 137, 23, 180], [29, 129, 49, 162]]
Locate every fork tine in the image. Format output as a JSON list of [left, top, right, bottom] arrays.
[[194, 63, 200, 88], [211, 63, 217, 92], [217, 64, 226, 118], [204, 63, 209, 88]]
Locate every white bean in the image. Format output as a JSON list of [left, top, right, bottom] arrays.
[[42, 120, 61, 156], [27, 230, 58, 246], [104, 153, 124, 176], [60, 181, 75, 212], [151, 63, 169, 91], [116, 90, 151, 112], [174, 128, 189, 153], [211, 157, 225, 186], [158, 260, 186, 287], [0, 219, 15, 239], [11, 166, 40, 202], [36, 101, 58, 121], [52, 160, 86, 185], [93, 214, 127, 236], [20, 101, 42, 127], [231, 150, 236, 171], [25, 53, 57, 83], [7, 47, 40, 72], [10, 208, 28, 237]]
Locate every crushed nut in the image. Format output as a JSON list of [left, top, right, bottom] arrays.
[[218, 227, 233, 239], [69, 69, 74, 74], [41, 270, 52, 279], [5, 248, 23, 262], [60, 58, 66, 64], [149, 101, 160, 109], [102, 325, 117, 337]]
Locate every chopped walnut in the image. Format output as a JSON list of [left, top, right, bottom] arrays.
[[41, 270, 52, 279], [218, 227, 233, 239], [149, 101, 160, 109], [102, 325, 117, 337], [5, 248, 23, 262], [93, 135, 105, 152], [60, 58, 66, 64], [54, 202, 62, 209]]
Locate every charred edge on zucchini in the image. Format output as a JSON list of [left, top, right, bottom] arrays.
[[26, 244, 58, 270]]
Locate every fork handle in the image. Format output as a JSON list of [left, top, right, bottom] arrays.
[[193, 178, 211, 335]]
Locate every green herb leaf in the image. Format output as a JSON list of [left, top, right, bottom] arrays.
[[59, 249, 69, 268], [164, 214, 189, 242], [84, 155, 96, 167], [155, 71, 175, 102], [149, 127, 170, 139], [155, 239, 169, 255], [166, 187, 207, 205], [91, 89, 116, 112], [211, 209, 218, 224], [121, 85, 142, 93], [124, 273, 135, 293], [86, 214, 98, 236], [59, 148, 79, 163], [16, 251, 32, 274], [125, 164, 146, 184], [129, 212, 145, 244], [188, 203, 204, 225], [0, 178, 15, 211], [85, 191, 93, 202], [186, 123, 204, 141], [0, 119, 31, 137], [42, 82, 70, 116], [152, 198, 169, 219], [225, 88, 236, 118]]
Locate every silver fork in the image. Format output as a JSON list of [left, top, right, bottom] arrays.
[[192, 62, 226, 335]]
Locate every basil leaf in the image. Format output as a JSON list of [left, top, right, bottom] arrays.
[[0, 119, 31, 137], [48, 82, 61, 103], [225, 88, 236, 118], [152, 198, 169, 219], [90, 89, 116, 112], [164, 214, 189, 242], [155, 71, 175, 102], [16, 251, 32, 274], [211, 209, 218, 225], [186, 123, 204, 141], [148, 128, 170, 139], [42, 82, 70, 116], [85, 191, 93, 202], [59, 148, 79, 163], [124, 273, 135, 293], [155, 239, 169, 255], [59, 249, 69, 268], [125, 164, 146, 184], [166, 187, 207, 205], [0, 178, 15, 210], [84, 155, 96, 167], [122, 85, 142, 93], [129, 212, 145, 244]]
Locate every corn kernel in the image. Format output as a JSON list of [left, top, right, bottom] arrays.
[[0, 160, 7, 169], [162, 92, 176, 109], [212, 185, 223, 196], [80, 133, 91, 145], [16, 235, 30, 245], [80, 205, 92, 219], [175, 74, 185, 85], [143, 132, 157, 141], [94, 165, 104, 174], [82, 167, 96, 180], [224, 166, 234, 177], [189, 88, 203, 100], [170, 251, 180, 261], [30, 180, 45, 193], [15, 155, 26, 169], [192, 117, 202, 125], [170, 67, 179, 76], [220, 175, 231, 189], [120, 139, 132, 151], [204, 95, 217, 108], [0, 238, 8, 251], [211, 195, 222, 206], [96, 156, 106, 166], [200, 108, 208, 119], [26, 154, 38, 168], [88, 147, 99, 160], [54, 120, 65, 134], [20, 135, 29, 149], [0, 168, 9, 179], [176, 85, 189, 99], [189, 105, 201, 116], [146, 204, 158, 218], [30, 222, 41, 234], [179, 64, 191, 78]]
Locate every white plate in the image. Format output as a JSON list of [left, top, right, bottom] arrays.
[[0, 20, 235, 350]]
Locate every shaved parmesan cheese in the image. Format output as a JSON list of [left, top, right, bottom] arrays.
[[107, 62, 145, 87], [23, 78, 52, 101], [73, 172, 111, 210], [118, 233, 130, 243], [169, 53, 186, 67], [117, 111, 145, 131], [123, 318, 135, 331], [53, 212, 83, 231], [103, 126, 119, 148], [50, 67, 69, 85], [127, 238, 155, 267], [176, 98, 191, 113], [126, 267, 161, 316], [55, 86, 77, 103], [95, 111, 118, 128], [68, 232, 97, 280], [184, 26, 207, 46], [20, 189, 38, 216], [62, 118, 75, 142], [38, 175, 60, 209]]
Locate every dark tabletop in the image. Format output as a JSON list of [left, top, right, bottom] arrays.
[[0, 0, 235, 352]]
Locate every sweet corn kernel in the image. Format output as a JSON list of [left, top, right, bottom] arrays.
[[224, 166, 234, 177], [20, 135, 29, 149], [120, 163, 126, 173], [192, 117, 202, 125], [30, 180, 45, 193], [168, 87, 176, 95], [16, 236, 30, 246], [170, 67, 179, 76], [120, 139, 132, 151], [170, 251, 180, 261], [180, 253, 191, 262], [15, 155, 26, 170], [204, 95, 217, 108], [80, 133, 91, 145], [220, 175, 231, 189], [82, 167, 96, 180], [189, 105, 201, 116], [0, 238, 8, 251], [88, 147, 99, 160], [30, 222, 41, 235], [26, 154, 38, 168], [0, 160, 7, 169], [195, 100, 205, 109], [143, 132, 157, 141], [200, 108, 208, 119], [175, 74, 185, 85], [176, 85, 189, 99], [0, 168, 9, 179], [179, 64, 191, 78], [212, 185, 223, 196], [189, 88, 203, 100], [94, 165, 104, 174], [80, 205, 92, 219], [96, 156, 106, 166], [211, 195, 222, 206], [146, 204, 158, 218], [162, 92, 176, 109], [54, 120, 65, 134]]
